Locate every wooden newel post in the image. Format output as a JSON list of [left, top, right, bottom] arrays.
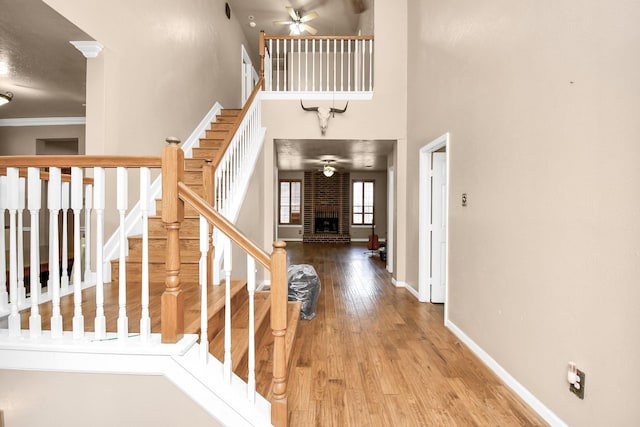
[[270, 240, 288, 427], [161, 137, 185, 343], [259, 30, 266, 90]]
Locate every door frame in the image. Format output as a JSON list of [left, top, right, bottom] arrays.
[[418, 133, 450, 316], [386, 166, 394, 274]]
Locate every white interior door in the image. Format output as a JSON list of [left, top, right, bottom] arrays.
[[430, 152, 447, 303]]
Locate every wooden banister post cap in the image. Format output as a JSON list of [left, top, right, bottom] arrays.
[[273, 240, 287, 250], [166, 137, 181, 145]]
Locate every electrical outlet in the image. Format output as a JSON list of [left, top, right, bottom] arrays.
[[569, 369, 585, 399]]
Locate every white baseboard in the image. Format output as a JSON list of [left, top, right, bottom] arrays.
[[445, 320, 567, 427], [391, 278, 420, 300]]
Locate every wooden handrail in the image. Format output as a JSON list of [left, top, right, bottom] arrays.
[[263, 34, 374, 41], [0, 167, 94, 184], [211, 78, 264, 170], [0, 155, 161, 168], [177, 181, 271, 268]]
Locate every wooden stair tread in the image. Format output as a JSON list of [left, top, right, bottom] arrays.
[[184, 279, 247, 334], [209, 292, 271, 371]]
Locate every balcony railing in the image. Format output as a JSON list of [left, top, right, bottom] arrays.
[[260, 32, 374, 100]]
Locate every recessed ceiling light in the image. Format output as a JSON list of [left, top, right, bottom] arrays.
[[248, 15, 255, 21], [249, 21, 256, 28]]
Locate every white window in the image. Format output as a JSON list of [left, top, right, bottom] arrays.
[[353, 180, 374, 225], [279, 180, 301, 224]]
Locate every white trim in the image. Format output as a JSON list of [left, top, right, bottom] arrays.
[[278, 224, 303, 228], [351, 237, 386, 243], [387, 166, 394, 274], [391, 278, 420, 300], [418, 133, 450, 309], [0, 117, 86, 127], [70, 41, 104, 58], [281, 238, 303, 242], [445, 320, 568, 427], [262, 91, 373, 101]]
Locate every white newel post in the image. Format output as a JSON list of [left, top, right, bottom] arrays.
[[60, 182, 70, 291], [7, 168, 21, 336], [28, 168, 42, 337], [247, 254, 256, 402], [199, 216, 209, 364], [223, 235, 232, 384], [17, 177, 26, 305], [71, 168, 85, 338], [84, 184, 93, 284], [93, 167, 106, 339], [117, 167, 128, 340], [139, 167, 151, 342], [0, 176, 8, 311], [48, 167, 63, 338]]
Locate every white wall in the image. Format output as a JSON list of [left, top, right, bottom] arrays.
[[407, 0, 640, 424]]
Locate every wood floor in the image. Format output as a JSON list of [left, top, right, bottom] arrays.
[[284, 242, 547, 426]]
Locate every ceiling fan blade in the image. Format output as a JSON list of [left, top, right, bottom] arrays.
[[273, 20, 293, 25], [300, 10, 319, 22], [302, 24, 318, 35], [286, 6, 299, 20]]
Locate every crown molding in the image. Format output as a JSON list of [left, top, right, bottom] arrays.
[[70, 41, 104, 58], [0, 117, 86, 127]]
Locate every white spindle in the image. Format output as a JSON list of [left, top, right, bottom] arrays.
[[340, 39, 344, 92], [84, 184, 93, 284], [348, 40, 352, 91], [247, 255, 256, 402], [17, 177, 26, 304], [60, 182, 70, 291], [93, 167, 106, 339], [116, 167, 128, 340], [28, 168, 42, 337], [0, 176, 7, 312], [326, 39, 330, 91], [290, 38, 294, 92], [354, 39, 359, 92], [369, 39, 373, 91], [199, 216, 209, 364], [297, 38, 301, 92], [333, 39, 337, 93], [304, 39, 309, 91], [276, 40, 280, 92], [48, 167, 63, 338], [139, 167, 151, 342], [319, 38, 323, 91], [7, 168, 20, 336], [223, 236, 232, 383], [312, 39, 316, 91], [361, 39, 366, 91], [283, 40, 287, 91], [71, 168, 84, 338]]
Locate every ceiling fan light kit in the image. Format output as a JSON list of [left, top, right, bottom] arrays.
[[323, 162, 336, 177], [0, 91, 13, 106], [274, 6, 319, 36]]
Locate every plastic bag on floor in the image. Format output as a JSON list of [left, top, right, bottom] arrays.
[[287, 264, 321, 320]]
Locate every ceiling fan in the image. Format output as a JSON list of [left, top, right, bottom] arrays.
[[319, 160, 337, 177], [273, 7, 319, 35]]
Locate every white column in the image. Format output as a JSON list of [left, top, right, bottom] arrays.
[[0, 176, 8, 311], [7, 168, 21, 336], [247, 255, 256, 402], [116, 167, 128, 340], [84, 184, 93, 284], [17, 177, 26, 305], [28, 168, 42, 337], [60, 182, 70, 291], [71, 168, 84, 338], [223, 236, 232, 384], [48, 168, 63, 338], [93, 167, 106, 339], [199, 216, 209, 364], [139, 167, 151, 342]]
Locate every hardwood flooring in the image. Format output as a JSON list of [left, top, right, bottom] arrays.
[[284, 242, 547, 426]]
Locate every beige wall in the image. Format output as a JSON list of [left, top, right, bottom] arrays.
[[407, 0, 640, 424], [0, 369, 221, 427], [0, 124, 85, 155]]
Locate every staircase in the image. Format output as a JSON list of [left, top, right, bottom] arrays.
[[111, 107, 302, 416]]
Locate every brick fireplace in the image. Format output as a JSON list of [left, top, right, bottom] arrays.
[[303, 171, 351, 243]]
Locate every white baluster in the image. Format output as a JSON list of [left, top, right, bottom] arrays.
[[139, 167, 151, 342], [48, 167, 63, 338], [319, 39, 323, 91], [348, 40, 351, 91], [117, 167, 128, 340], [369, 39, 373, 91], [354, 38, 359, 91], [213, 228, 221, 286], [93, 167, 106, 339], [297, 38, 301, 92], [326, 39, 330, 91], [340, 39, 344, 92], [28, 168, 42, 337], [199, 216, 209, 364], [223, 236, 232, 384], [361, 39, 366, 91], [333, 39, 337, 93], [0, 176, 8, 312], [312, 39, 316, 92], [60, 182, 70, 291], [7, 168, 21, 336], [247, 255, 256, 402], [84, 184, 93, 284], [276, 39, 280, 92], [17, 177, 26, 305], [71, 168, 84, 338]]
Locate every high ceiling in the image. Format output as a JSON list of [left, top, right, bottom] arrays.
[[0, 0, 388, 172]]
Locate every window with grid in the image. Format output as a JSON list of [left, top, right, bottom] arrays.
[[352, 180, 374, 225], [279, 180, 302, 224]]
